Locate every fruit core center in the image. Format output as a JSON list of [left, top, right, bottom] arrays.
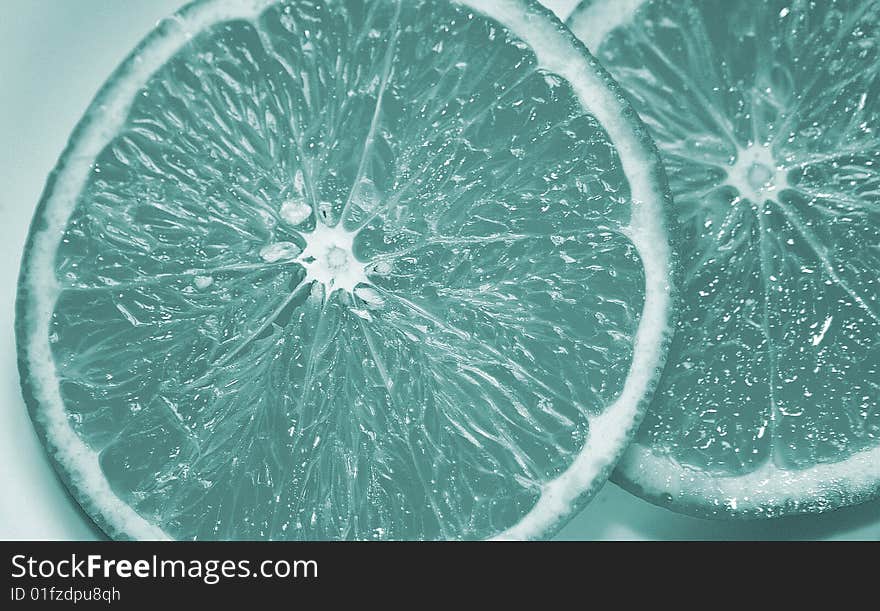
[[747, 162, 774, 192], [725, 145, 788, 203], [326, 246, 349, 271], [298, 223, 368, 294]]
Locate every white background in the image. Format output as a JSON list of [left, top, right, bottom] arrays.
[[1, 0, 877, 540]]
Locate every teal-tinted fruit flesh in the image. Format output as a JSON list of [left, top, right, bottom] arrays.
[[573, 0, 880, 516], [19, 0, 656, 540]]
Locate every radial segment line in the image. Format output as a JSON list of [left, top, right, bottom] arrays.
[[351, 64, 539, 234], [783, 146, 871, 170], [772, 198, 880, 324], [185, 279, 312, 390], [754, 202, 784, 468], [338, 1, 402, 226], [772, 0, 877, 145], [356, 318, 453, 536], [316, 0, 385, 175], [788, 186, 880, 215], [635, 30, 738, 147], [289, 293, 337, 439], [250, 18, 321, 211], [378, 288, 583, 414], [366, 230, 586, 266], [61, 261, 291, 293]]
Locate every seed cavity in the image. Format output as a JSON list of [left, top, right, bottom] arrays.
[[194, 275, 214, 290], [280, 199, 312, 226], [355, 286, 384, 308], [260, 241, 302, 263], [370, 260, 393, 276]]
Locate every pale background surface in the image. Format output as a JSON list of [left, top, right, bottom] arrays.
[[1, 0, 877, 540]]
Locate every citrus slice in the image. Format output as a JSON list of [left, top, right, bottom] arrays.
[[17, 0, 674, 540], [570, 0, 880, 517]]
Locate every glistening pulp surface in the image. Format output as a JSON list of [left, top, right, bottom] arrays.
[[31, 0, 659, 539], [571, 0, 880, 514]]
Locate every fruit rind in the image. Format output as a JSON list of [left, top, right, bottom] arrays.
[[614, 442, 880, 520]]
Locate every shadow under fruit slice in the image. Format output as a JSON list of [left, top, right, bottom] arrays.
[[570, 0, 880, 518], [17, 0, 674, 540]]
